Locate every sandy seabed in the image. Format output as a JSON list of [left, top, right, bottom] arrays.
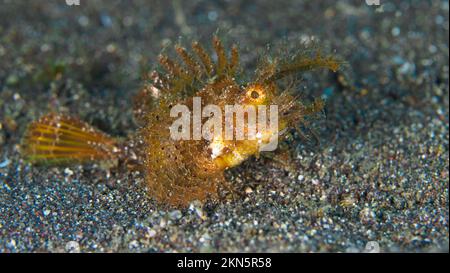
[[0, 0, 448, 252]]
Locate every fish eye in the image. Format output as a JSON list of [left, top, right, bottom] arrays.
[[250, 90, 260, 99], [244, 84, 267, 104]]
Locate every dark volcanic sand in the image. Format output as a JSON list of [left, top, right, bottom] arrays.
[[0, 0, 448, 252]]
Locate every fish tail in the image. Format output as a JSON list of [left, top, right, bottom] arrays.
[[21, 113, 119, 165]]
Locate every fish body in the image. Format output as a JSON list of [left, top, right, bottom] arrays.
[[21, 36, 340, 207]]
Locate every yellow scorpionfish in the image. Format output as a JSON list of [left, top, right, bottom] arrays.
[[21, 36, 340, 207]]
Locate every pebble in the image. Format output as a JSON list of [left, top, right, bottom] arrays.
[[65, 241, 80, 253], [169, 210, 182, 220]]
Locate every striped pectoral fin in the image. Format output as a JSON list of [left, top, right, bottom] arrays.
[[21, 113, 120, 165]]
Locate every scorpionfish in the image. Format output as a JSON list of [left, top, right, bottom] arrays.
[[21, 36, 340, 207]]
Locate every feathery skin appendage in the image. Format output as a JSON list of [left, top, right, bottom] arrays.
[[158, 54, 201, 100], [175, 45, 202, 79], [192, 41, 214, 76], [304, 97, 325, 116], [156, 37, 243, 103], [158, 54, 184, 78], [229, 44, 239, 77], [212, 35, 228, 76], [255, 58, 278, 84], [256, 48, 341, 85]]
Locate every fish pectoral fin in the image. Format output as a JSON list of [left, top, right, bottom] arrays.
[[21, 113, 119, 166]]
